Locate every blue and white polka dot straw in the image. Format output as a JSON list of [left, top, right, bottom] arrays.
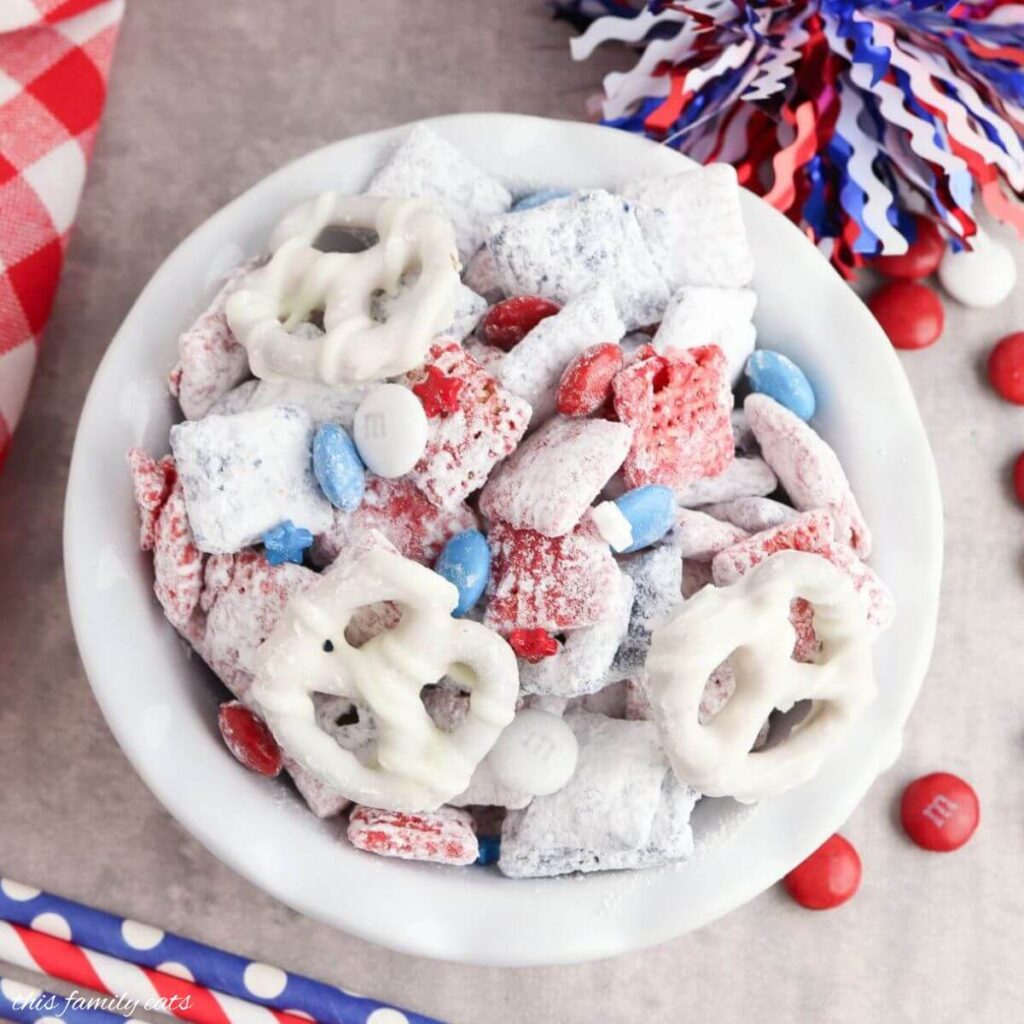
[[0, 976, 146, 1024], [0, 878, 443, 1024]]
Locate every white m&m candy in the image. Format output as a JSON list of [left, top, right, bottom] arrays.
[[352, 384, 428, 478], [487, 709, 578, 797], [937, 230, 1017, 308]]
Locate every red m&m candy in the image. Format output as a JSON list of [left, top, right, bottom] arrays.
[[1013, 452, 1024, 507], [988, 332, 1024, 405], [901, 772, 979, 852], [218, 701, 283, 777], [479, 296, 561, 352], [868, 281, 944, 351], [872, 215, 945, 280], [783, 834, 862, 910]]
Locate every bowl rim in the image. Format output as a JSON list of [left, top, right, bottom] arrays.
[[65, 112, 943, 966]]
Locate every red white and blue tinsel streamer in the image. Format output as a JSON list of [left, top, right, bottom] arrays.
[[557, 0, 1024, 275]]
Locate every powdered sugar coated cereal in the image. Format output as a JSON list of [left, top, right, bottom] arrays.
[[700, 495, 798, 533], [673, 507, 750, 562], [347, 805, 479, 866], [675, 456, 777, 507]]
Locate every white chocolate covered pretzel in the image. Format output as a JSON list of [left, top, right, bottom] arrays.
[[250, 547, 518, 811], [226, 193, 460, 386], [646, 550, 877, 803]]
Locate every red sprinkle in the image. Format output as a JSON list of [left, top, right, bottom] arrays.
[[411, 365, 464, 417], [901, 772, 979, 852], [1013, 452, 1024, 507], [868, 281, 944, 351], [507, 627, 560, 663], [871, 215, 944, 280], [557, 342, 624, 417], [217, 701, 283, 777], [784, 834, 862, 910], [987, 332, 1024, 404], [478, 296, 561, 351]]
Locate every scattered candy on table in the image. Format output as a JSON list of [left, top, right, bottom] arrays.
[[937, 232, 1018, 310], [871, 216, 944, 281], [261, 520, 314, 566], [868, 281, 944, 352], [217, 702, 282, 777], [312, 422, 365, 511], [783, 834, 862, 910], [352, 383, 429, 478], [988, 333, 1024, 406], [434, 529, 491, 617], [900, 772, 980, 853], [745, 350, 816, 421]]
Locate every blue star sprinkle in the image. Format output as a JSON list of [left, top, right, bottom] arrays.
[[262, 520, 314, 566]]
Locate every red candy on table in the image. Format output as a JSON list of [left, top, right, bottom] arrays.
[[217, 701, 283, 777], [868, 281, 944, 351], [478, 296, 561, 351], [900, 772, 979, 852], [508, 628, 559, 663], [783, 834, 862, 910], [987, 332, 1024, 405], [557, 342, 624, 417], [1013, 452, 1024, 507], [871, 215, 944, 280]]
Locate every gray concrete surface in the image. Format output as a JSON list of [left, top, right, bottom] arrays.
[[1, 3, 1023, 1022]]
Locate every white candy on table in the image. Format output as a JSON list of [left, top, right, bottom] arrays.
[[623, 165, 755, 290], [479, 416, 632, 537], [647, 550, 878, 802], [209, 377, 369, 429], [744, 393, 871, 556], [487, 708, 580, 797], [700, 495, 798, 534], [352, 384, 428, 478], [518, 571, 634, 698], [250, 547, 519, 811], [486, 190, 671, 329], [170, 404, 332, 555], [495, 285, 625, 424], [226, 193, 461, 386], [498, 711, 698, 878], [674, 455, 777, 507], [652, 285, 757, 385], [937, 228, 1017, 308], [367, 124, 512, 261]]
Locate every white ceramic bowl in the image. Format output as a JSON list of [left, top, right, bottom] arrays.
[[65, 113, 942, 966]]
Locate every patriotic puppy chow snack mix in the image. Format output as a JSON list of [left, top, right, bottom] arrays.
[[127, 126, 893, 876]]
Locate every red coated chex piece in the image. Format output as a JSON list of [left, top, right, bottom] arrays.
[[151, 473, 204, 632], [217, 700, 283, 777], [412, 364, 464, 417], [900, 772, 979, 852], [347, 805, 479, 865], [313, 475, 478, 568], [484, 520, 619, 633], [478, 295, 561, 351], [126, 447, 177, 551], [872, 215, 944, 280], [784, 834, 862, 909], [988, 332, 1024, 404], [612, 344, 734, 489], [404, 342, 530, 508], [557, 342, 624, 417], [508, 628, 559, 663]]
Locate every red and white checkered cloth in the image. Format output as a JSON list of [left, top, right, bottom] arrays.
[[0, 0, 123, 473]]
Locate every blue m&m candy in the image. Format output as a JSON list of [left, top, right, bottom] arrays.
[[312, 423, 365, 510], [745, 350, 816, 421], [512, 188, 572, 212], [596, 484, 675, 553], [476, 835, 501, 866], [435, 529, 490, 617]]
